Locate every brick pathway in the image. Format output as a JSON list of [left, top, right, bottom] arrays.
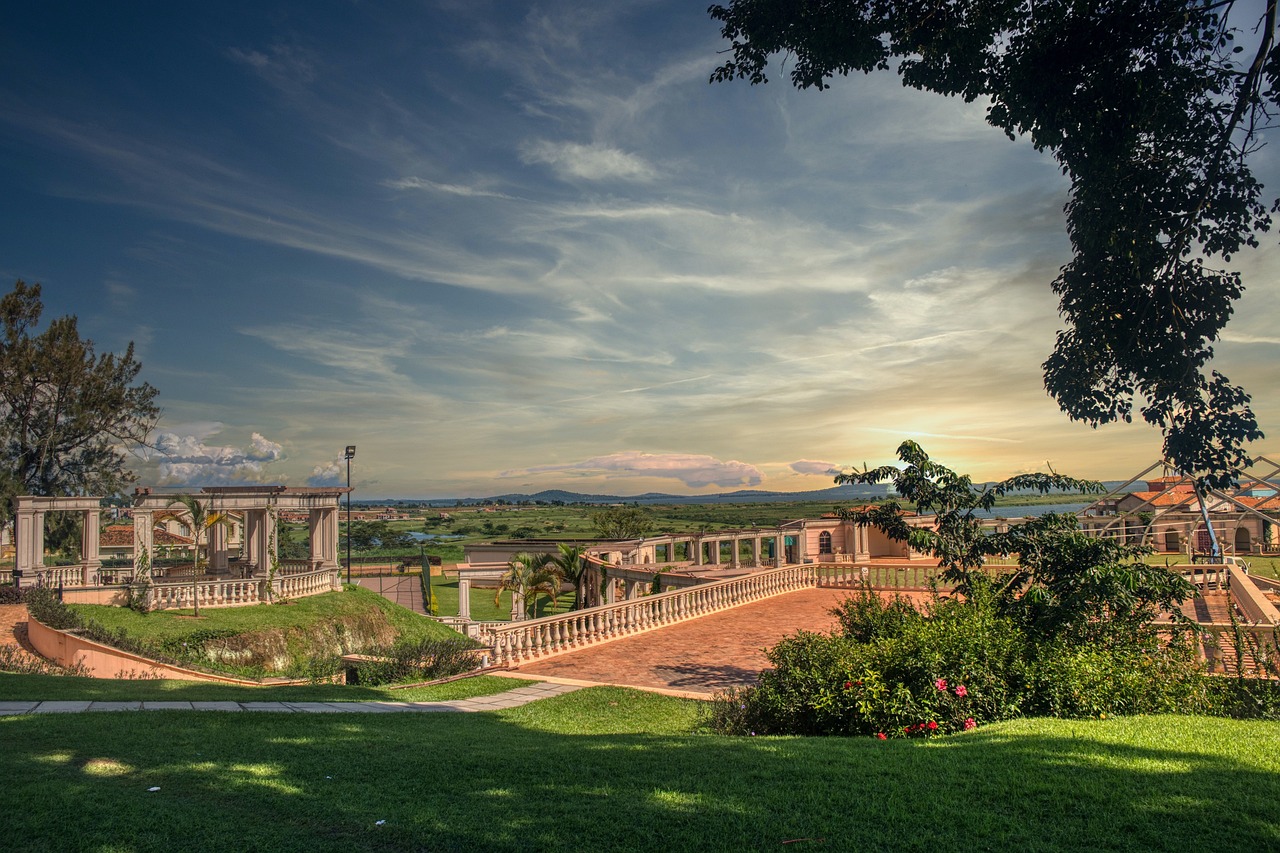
[[515, 587, 924, 698], [0, 604, 42, 666]]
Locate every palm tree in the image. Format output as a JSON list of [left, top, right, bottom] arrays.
[[164, 495, 233, 618], [548, 543, 588, 610], [495, 551, 560, 620]]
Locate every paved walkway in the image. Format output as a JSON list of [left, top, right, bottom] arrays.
[[516, 587, 930, 698], [355, 576, 427, 615], [0, 681, 582, 715]]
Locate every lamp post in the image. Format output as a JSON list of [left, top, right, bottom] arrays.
[[344, 445, 356, 584], [421, 540, 432, 615]]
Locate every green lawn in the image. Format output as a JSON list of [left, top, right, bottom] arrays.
[[0, 672, 526, 703], [429, 576, 575, 621], [0, 689, 1276, 852], [68, 584, 461, 645]]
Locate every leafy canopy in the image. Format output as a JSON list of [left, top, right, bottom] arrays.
[[590, 505, 654, 540], [836, 441, 1193, 640], [0, 281, 159, 526], [709, 0, 1278, 487]]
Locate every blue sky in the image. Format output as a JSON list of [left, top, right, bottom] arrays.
[[2, 1, 1277, 498]]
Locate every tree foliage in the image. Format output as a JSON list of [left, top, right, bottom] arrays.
[[590, 505, 654, 540], [709, 0, 1278, 486], [0, 281, 159, 526], [836, 441, 1193, 637]]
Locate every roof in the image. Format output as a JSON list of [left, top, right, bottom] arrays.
[[101, 525, 194, 547]]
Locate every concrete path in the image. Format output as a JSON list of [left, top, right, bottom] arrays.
[[355, 575, 427, 615], [0, 681, 581, 715]]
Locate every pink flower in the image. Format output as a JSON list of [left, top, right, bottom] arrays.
[[934, 678, 948, 691], [876, 732, 887, 740], [954, 684, 968, 698], [963, 718, 976, 730], [926, 721, 938, 731]]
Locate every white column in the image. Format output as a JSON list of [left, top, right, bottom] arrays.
[[458, 577, 472, 619], [693, 538, 704, 566], [752, 536, 762, 566], [81, 509, 102, 584], [133, 510, 154, 579], [511, 591, 525, 621], [731, 537, 741, 569], [15, 509, 45, 585], [209, 522, 229, 573]]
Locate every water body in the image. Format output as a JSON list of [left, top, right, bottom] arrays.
[[971, 502, 1091, 520]]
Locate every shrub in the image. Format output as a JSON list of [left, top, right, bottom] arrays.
[[351, 636, 483, 686]]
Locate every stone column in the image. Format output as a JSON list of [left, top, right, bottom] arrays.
[[15, 507, 45, 587], [81, 509, 102, 584], [133, 510, 154, 580], [208, 522, 229, 573], [511, 591, 525, 621], [710, 539, 721, 566], [693, 538, 704, 566], [458, 577, 472, 619], [605, 577, 618, 604], [794, 528, 807, 564], [775, 534, 786, 566], [731, 536, 741, 569], [752, 536, 762, 567]]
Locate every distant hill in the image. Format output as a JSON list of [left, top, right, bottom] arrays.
[[406, 484, 895, 507], [386, 481, 1125, 508]]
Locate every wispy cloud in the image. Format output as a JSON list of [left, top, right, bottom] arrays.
[[503, 451, 764, 489]]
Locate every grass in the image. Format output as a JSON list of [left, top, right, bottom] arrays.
[[429, 576, 575, 621], [0, 672, 526, 703], [67, 584, 462, 645], [0, 688, 1276, 852], [1145, 552, 1280, 581]]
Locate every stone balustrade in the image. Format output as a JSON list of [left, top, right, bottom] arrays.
[[276, 566, 341, 598], [146, 566, 339, 611], [817, 563, 948, 591], [486, 564, 815, 668]]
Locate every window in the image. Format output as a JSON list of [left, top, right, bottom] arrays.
[[818, 531, 833, 554]]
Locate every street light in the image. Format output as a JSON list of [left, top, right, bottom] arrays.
[[420, 540, 432, 615], [344, 445, 356, 584]]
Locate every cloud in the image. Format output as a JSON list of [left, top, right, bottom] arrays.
[[150, 430, 286, 486], [790, 459, 841, 477], [307, 459, 344, 487], [383, 177, 518, 200], [520, 140, 656, 182], [503, 451, 763, 489]]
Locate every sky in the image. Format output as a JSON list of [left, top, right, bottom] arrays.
[[1, 1, 1277, 499]]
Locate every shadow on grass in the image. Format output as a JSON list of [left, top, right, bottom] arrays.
[[1, 701, 1277, 852], [0, 672, 523, 703]]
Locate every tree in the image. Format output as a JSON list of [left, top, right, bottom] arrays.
[[162, 495, 233, 618], [495, 551, 561, 619], [709, 1, 1278, 487], [0, 281, 159, 529], [547, 543, 596, 610], [590, 505, 653, 540], [836, 441, 1193, 635]]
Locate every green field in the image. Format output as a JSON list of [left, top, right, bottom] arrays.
[[0, 688, 1276, 852]]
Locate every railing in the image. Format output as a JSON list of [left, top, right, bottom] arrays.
[[275, 566, 339, 599], [816, 563, 949, 591], [146, 566, 339, 611], [0, 569, 12, 585], [486, 564, 815, 668], [37, 565, 86, 588], [279, 559, 319, 575], [1182, 564, 1229, 589], [1227, 564, 1280, 626], [150, 577, 264, 610]]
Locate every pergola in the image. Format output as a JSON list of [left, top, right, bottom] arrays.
[[13, 485, 349, 589]]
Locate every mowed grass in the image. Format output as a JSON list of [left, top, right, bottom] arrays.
[[67, 584, 462, 645], [1, 687, 1277, 852], [0, 672, 526, 703]]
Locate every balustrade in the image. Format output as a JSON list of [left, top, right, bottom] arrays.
[[486, 565, 816, 668]]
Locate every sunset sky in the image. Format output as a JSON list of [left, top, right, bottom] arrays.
[[2, 1, 1277, 498]]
